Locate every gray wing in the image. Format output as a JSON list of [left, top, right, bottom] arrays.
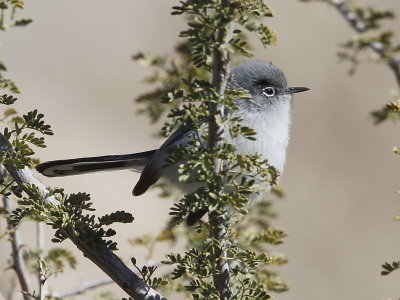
[[133, 126, 192, 196]]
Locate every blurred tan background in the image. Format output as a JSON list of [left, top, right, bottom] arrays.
[[1, 0, 400, 299]]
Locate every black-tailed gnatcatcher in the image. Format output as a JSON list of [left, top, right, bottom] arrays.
[[36, 60, 309, 224]]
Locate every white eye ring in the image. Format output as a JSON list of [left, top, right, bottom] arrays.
[[262, 87, 275, 97]]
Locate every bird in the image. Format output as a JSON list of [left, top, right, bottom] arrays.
[[36, 60, 309, 225]]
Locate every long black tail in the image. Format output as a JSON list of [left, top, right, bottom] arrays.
[[36, 150, 157, 177]]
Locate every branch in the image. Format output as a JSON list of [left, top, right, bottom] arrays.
[[208, 16, 233, 149], [207, 2, 234, 299], [0, 134, 167, 300], [209, 213, 231, 299], [37, 222, 47, 300], [1, 191, 32, 300], [330, 0, 400, 87], [51, 278, 113, 298], [0, 136, 58, 206]]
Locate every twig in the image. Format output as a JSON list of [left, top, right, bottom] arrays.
[[37, 258, 45, 300], [207, 2, 234, 299], [330, 0, 400, 87], [37, 222, 46, 300], [1, 187, 32, 300], [51, 278, 113, 298], [208, 20, 232, 149], [0, 134, 167, 300], [209, 213, 231, 300]]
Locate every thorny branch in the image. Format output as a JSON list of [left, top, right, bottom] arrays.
[[37, 222, 46, 300], [0, 134, 167, 300], [207, 2, 234, 299], [330, 0, 400, 87], [0, 171, 32, 300]]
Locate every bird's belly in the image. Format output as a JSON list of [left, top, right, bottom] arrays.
[[233, 134, 287, 173], [228, 110, 290, 173]]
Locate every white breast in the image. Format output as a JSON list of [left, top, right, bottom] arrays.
[[229, 102, 291, 173]]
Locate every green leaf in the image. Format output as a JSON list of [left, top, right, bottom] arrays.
[[98, 211, 134, 225], [0, 61, 7, 71], [45, 248, 77, 270], [381, 261, 400, 275], [0, 94, 17, 105], [0, 78, 20, 93], [13, 18, 32, 27]]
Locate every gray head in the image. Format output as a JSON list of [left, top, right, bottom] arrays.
[[230, 60, 309, 111]]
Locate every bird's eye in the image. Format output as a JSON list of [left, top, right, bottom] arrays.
[[262, 87, 275, 97]]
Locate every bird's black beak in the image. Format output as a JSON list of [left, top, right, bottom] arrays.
[[287, 87, 310, 94]]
